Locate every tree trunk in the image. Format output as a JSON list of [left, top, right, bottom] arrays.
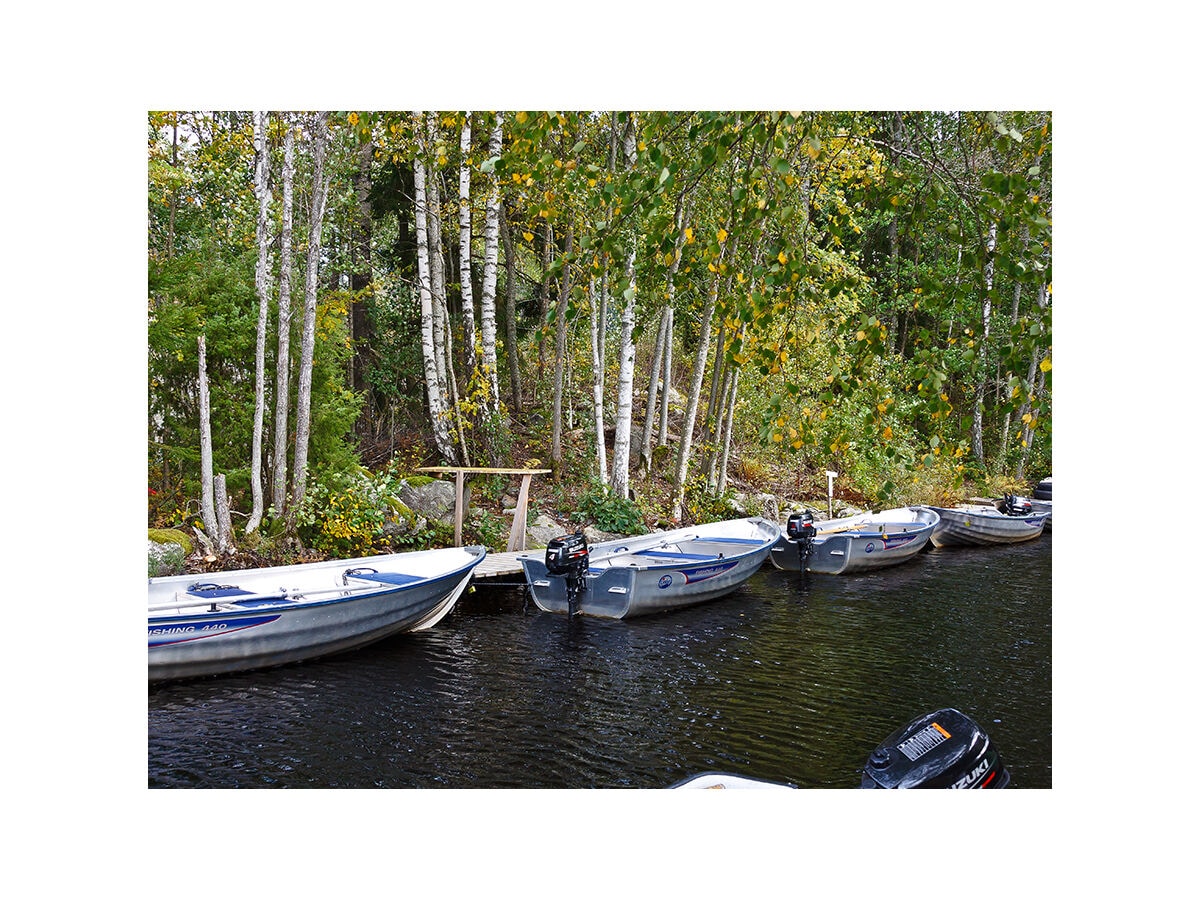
[[287, 112, 330, 533], [215, 473, 235, 553], [639, 199, 687, 474], [637, 308, 670, 476], [423, 115, 449, 400], [970, 221, 998, 464], [271, 118, 296, 517], [499, 196, 522, 416], [551, 221, 574, 478], [610, 250, 638, 499], [247, 110, 271, 534], [458, 113, 478, 374], [657, 306, 673, 449], [482, 117, 505, 417], [716, 368, 740, 494], [588, 275, 608, 486], [671, 240, 727, 521], [350, 139, 375, 423], [414, 118, 458, 464], [198, 332, 217, 539]]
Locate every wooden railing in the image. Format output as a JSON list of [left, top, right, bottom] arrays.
[[416, 467, 552, 551]]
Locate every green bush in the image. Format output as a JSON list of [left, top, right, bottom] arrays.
[[570, 481, 648, 535]]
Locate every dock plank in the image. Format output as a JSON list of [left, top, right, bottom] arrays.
[[472, 550, 530, 581]]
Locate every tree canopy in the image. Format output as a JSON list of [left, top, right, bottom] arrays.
[[148, 109, 1051, 545]]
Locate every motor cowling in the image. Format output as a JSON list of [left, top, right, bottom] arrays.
[[999, 493, 1033, 517], [545, 530, 589, 577], [860, 708, 1010, 789], [786, 510, 816, 540]]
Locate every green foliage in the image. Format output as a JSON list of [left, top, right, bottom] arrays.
[[295, 465, 433, 557], [570, 480, 649, 535], [684, 481, 745, 525]]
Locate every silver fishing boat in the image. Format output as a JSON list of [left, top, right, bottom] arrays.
[[769, 506, 939, 574], [519, 517, 780, 619], [923, 504, 1047, 548], [148, 545, 486, 682]]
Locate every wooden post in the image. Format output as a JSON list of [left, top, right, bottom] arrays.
[[507, 474, 534, 552], [454, 469, 465, 547], [416, 467, 551, 550]]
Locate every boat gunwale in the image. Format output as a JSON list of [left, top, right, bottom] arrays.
[[148, 546, 487, 621]]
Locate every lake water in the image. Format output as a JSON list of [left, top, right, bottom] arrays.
[[148, 533, 1051, 789]]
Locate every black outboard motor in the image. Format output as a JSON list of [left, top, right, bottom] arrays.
[[784, 509, 817, 571], [786, 509, 816, 541], [999, 493, 1033, 517], [861, 708, 1010, 788], [545, 530, 590, 615]]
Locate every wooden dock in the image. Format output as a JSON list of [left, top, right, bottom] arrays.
[[470, 550, 531, 586]]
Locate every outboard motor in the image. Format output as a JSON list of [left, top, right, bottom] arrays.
[[999, 493, 1033, 517], [861, 708, 1010, 789], [545, 530, 590, 616], [784, 509, 817, 571]]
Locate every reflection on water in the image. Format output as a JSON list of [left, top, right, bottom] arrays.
[[149, 534, 1051, 788]]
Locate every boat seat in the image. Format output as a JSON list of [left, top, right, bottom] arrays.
[[695, 537, 763, 545], [343, 570, 422, 587], [186, 584, 253, 599]]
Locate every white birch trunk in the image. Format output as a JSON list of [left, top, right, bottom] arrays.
[[481, 115, 504, 414], [610, 250, 637, 499], [971, 221, 998, 463], [551, 222, 574, 474], [458, 113, 478, 373], [414, 121, 457, 464], [288, 112, 330, 528], [716, 368, 740, 494], [247, 110, 271, 534], [588, 276, 608, 486], [215, 473, 234, 553], [640, 202, 688, 472], [671, 242, 726, 521], [637, 309, 670, 475], [425, 114, 450, 398], [271, 118, 296, 516], [657, 307, 673, 448], [198, 332, 217, 539]]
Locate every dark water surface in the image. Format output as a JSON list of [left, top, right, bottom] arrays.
[[148, 533, 1051, 789]]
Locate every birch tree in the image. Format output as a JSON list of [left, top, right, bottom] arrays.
[[480, 115, 504, 416], [588, 275, 608, 485], [414, 114, 458, 463], [458, 113, 478, 373], [198, 332, 217, 540], [287, 112, 330, 534], [609, 249, 637, 499], [247, 109, 271, 534], [551, 221, 574, 476], [271, 116, 296, 516]]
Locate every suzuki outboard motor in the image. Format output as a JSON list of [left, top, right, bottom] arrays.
[[545, 530, 590, 615], [999, 493, 1033, 517], [786, 509, 816, 541], [860, 708, 1010, 789]]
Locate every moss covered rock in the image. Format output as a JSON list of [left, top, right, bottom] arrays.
[[148, 528, 193, 555]]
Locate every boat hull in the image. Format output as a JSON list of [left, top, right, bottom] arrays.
[[769, 507, 939, 574], [924, 505, 1046, 548], [519, 517, 780, 619], [148, 546, 486, 682]]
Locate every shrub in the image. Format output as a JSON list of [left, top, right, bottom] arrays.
[[570, 481, 649, 535]]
